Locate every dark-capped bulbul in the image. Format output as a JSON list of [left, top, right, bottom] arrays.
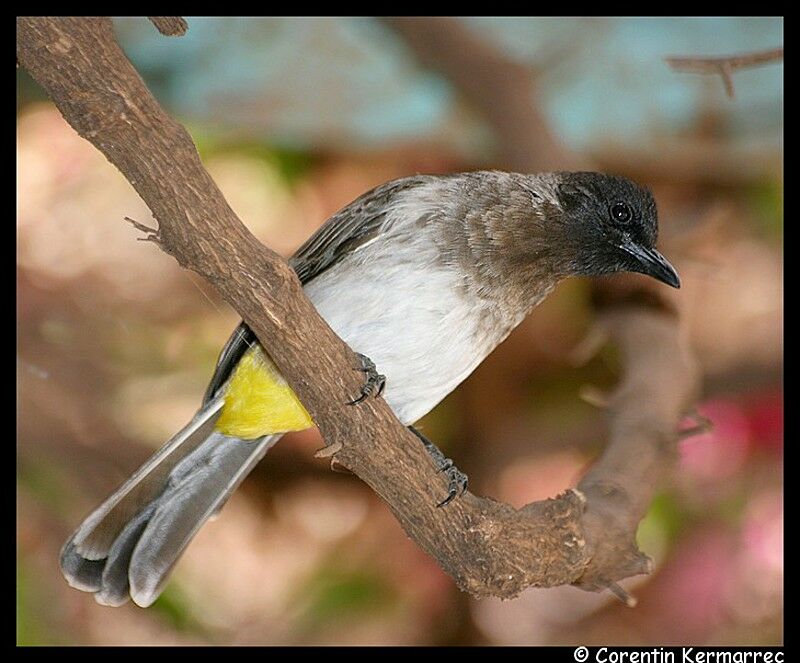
[[60, 170, 680, 607]]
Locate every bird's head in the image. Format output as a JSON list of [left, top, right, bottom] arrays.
[[546, 171, 680, 288]]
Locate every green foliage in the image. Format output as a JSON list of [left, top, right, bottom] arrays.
[[18, 462, 70, 518], [190, 125, 315, 186], [151, 584, 204, 634], [268, 146, 316, 185], [640, 492, 688, 545], [746, 176, 784, 242], [17, 560, 66, 645], [17, 563, 42, 646], [16, 69, 49, 111], [300, 567, 397, 627]]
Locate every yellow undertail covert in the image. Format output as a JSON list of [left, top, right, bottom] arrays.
[[215, 347, 313, 439]]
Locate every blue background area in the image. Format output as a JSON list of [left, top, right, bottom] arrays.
[[114, 17, 782, 154]]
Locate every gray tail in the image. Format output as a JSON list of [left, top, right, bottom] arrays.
[[60, 396, 282, 607]]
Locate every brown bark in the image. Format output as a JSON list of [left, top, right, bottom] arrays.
[[17, 16, 698, 600], [147, 17, 188, 37]]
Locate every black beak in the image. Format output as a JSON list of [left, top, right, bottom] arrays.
[[620, 241, 681, 289]]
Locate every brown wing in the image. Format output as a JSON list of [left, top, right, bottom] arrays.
[[289, 174, 429, 283]]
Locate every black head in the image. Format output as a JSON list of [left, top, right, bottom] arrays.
[[553, 172, 680, 288]]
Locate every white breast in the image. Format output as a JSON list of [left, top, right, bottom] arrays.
[[303, 238, 497, 425]]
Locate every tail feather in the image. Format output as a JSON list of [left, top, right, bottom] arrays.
[[60, 396, 282, 607], [69, 397, 225, 562], [128, 432, 279, 607], [96, 503, 157, 607], [60, 543, 105, 592]]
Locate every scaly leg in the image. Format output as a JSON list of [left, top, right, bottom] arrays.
[[409, 426, 468, 507]]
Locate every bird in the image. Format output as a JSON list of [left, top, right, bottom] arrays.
[[59, 170, 680, 608]]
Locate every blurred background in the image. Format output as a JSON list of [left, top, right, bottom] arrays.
[[17, 17, 782, 645]]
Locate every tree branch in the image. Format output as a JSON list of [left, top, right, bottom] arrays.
[[18, 16, 698, 602], [665, 47, 783, 99], [147, 16, 188, 37]]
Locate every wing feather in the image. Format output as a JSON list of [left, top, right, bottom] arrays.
[[204, 175, 431, 395], [289, 175, 429, 283]]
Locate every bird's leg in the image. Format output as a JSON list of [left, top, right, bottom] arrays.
[[409, 426, 468, 507], [348, 353, 386, 405]]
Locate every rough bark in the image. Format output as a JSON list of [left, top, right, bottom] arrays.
[[147, 17, 188, 37], [17, 16, 699, 600]]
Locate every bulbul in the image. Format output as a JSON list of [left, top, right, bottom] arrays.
[[60, 170, 680, 608]]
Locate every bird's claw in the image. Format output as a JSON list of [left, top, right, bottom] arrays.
[[436, 464, 468, 508], [408, 426, 469, 507], [437, 457, 453, 473], [348, 353, 386, 405]]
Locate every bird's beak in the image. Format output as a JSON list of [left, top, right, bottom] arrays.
[[620, 240, 681, 288]]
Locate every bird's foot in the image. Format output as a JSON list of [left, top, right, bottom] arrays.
[[409, 426, 469, 507], [348, 353, 386, 405]]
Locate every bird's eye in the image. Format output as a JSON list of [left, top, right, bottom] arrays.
[[610, 202, 632, 224]]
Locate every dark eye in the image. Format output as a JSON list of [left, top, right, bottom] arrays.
[[610, 202, 632, 224]]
